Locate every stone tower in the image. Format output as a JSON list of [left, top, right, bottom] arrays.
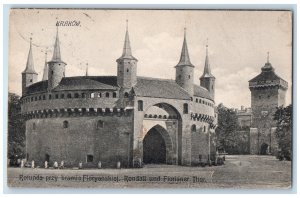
[[48, 28, 67, 90], [116, 21, 138, 89], [175, 28, 194, 96], [249, 53, 288, 155], [22, 37, 38, 95], [200, 43, 215, 99]]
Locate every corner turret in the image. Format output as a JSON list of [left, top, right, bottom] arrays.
[[116, 20, 138, 89], [175, 28, 194, 96], [48, 27, 67, 90], [200, 42, 215, 99]]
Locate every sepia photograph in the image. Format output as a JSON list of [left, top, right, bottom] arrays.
[[6, 8, 293, 189]]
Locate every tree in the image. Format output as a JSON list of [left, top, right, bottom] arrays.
[[273, 104, 292, 161], [8, 92, 25, 164], [215, 104, 241, 154]]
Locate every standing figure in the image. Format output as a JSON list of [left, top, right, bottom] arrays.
[[60, 161, 64, 169], [53, 161, 58, 169]]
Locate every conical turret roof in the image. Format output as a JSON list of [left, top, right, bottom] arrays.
[[117, 21, 137, 61], [176, 28, 194, 67], [22, 38, 37, 74], [201, 44, 215, 78]]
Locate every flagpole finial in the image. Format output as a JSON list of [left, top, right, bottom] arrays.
[[206, 38, 209, 55], [267, 51, 270, 63]]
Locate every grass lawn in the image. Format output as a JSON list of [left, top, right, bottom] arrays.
[[6, 155, 291, 189]]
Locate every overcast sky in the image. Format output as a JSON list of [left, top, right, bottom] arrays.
[[9, 9, 292, 108]]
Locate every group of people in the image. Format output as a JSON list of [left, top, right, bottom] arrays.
[[18, 160, 105, 169], [19, 159, 65, 169]]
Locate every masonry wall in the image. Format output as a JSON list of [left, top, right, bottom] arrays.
[[133, 96, 215, 166], [25, 113, 133, 168], [250, 86, 282, 155], [191, 122, 210, 165]]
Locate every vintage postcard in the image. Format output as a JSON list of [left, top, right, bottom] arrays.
[[7, 8, 293, 189]]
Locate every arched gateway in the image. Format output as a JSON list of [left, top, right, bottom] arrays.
[[141, 103, 182, 165]]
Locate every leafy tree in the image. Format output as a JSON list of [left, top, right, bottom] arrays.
[[8, 92, 25, 162], [273, 104, 292, 161], [215, 104, 241, 154]]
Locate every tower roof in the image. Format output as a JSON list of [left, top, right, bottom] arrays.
[[261, 52, 274, 72], [249, 52, 288, 90], [49, 27, 65, 63], [22, 38, 37, 74], [201, 42, 215, 78], [42, 51, 48, 81], [176, 28, 194, 67], [117, 20, 137, 61]]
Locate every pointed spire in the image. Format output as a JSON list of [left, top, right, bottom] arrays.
[[23, 37, 37, 74], [262, 51, 274, 71], [85, 63, 89, 77], [42, 49, 48, 81], [201, 39, 214, 78], [117, 20, 137, 60], [176, 27, 194, 67], [51, 26, 62, 62]]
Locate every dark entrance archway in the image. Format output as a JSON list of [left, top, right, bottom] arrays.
[[260, 143, 269, 155], [143, 127, 166, 164]]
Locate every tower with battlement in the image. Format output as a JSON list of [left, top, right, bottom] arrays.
[[249, 54, 288, 155]]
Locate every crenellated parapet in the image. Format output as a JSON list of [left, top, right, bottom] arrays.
[[22, 107, 133, 120], [190, 112, 215, 124]]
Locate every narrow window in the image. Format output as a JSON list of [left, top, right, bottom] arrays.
[[113, 92, 117, 98], [63, 120, 69, 128], [191, 124, 196, 132], [127, 68, 129, 72], [98, 93, 102, 98], [191, 97, 193, 101], [55, 94, 59, 99], [61, 94, 64, 98], [81, 93, 86, 98], [34, 96, 37, 101], [188, 75, 191, 79], [196, 98, 198, 103], [87, 155, 93, 163], [49, 95, 52, 100], [51, 71, 54, 75], [183, 103, 188, 114], [124, 92, 129, 98], [105, 92, 110, 98], [203, 126, 206, 132], [97, 120, 104, 129], [67, 93, 72, 98], [90, 93, 95, 98], [39, 95, 42, 100], [74, 93, 79, 98], [43, 95, 46, 100], [33, 123, 36, 130], [29, 79, 33, 82], [138, 100, 143, 111]]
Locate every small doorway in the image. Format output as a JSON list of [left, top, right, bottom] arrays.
[[260, 143, 269, 155], [143, 128, 166, 164], [45, 154, 50, 162]]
